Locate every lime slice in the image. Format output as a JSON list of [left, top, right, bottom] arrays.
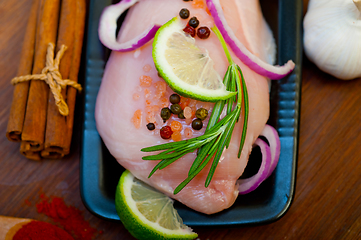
[[153, 17, 236, 102], [115, 170, 198, 240]]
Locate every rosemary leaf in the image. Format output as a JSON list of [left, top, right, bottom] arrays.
[[237, 65, 249, 158], [205, 109, 238, 187], [188, 137, 217, 175], [141, 140, 190, 152], [158, 151, 190, 170], [174, 142, 218, 195], [148, 160, 167, 178], [148, 150, 191, 178], [141, 122, 225, 154], [142, 147, 194, 160]]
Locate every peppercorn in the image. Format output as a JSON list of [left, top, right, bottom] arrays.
[[146, 123, 155, 131], [183, 25, 196, 37], [170, 104, 182, 114], [179, 8, 190, 19], [161, 107, 172, 121], [178, 111, 185, 119], [195, 108, 208, 120], [188, 17, 199, 28], [192, 119, 203, 130], [169, 93, 181, 104], [160, 126, 173, 139], [197, 26, 211, 39]]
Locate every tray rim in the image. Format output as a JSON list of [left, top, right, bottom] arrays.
[[80, 0, 303, 227]]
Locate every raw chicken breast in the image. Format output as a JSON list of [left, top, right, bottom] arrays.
[[95, 0, 275, 214]]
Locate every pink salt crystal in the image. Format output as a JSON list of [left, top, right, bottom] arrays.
[[155, 113, 163, 125], [146, 112, 156, 123], [184, 128, 193, 138], [191, 106, 197, 117], [131, 110, 142, 129], [159, 97, 169, 108], [184, 107, 192, 119], [145, 99, 152, 106], [185, 118, 193, 125], [151, 105, 160, 112], [140, 75, 153, 87], [145, 105, 154, 115], [144, 88, 151, 99], [188, 99, 197, 107], [133, 93, 140, 100], [143, 64, 152, 72], [155, 81, 167, 92]]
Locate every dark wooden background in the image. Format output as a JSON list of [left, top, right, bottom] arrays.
[[0, 0, 360, 239]]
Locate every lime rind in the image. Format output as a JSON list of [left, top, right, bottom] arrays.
[[115, 170, 198, 240], [153, 17, 236, 102]]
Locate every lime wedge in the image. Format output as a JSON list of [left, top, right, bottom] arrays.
[[115, 170, 198, 240], [152, 17, 236, 102]]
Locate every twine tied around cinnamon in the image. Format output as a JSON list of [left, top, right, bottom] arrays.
[[11, 43, 82, 116]]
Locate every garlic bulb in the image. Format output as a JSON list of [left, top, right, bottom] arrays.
[[304, 0, 361, 80]]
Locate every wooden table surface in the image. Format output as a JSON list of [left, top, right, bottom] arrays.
[[0, 0, 360, 239]]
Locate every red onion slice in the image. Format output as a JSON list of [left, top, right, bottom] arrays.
[[206, 0, 295, 80], [261, 124, 281, 178], [237, 125, 281, 194], [237, 138, 272, 194], [98, 0, 161, 52]]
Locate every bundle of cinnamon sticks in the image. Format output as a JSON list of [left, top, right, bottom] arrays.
[[6, 0, 86, 160]]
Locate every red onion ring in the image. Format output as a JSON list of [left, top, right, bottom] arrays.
[[98, 0, 161, 52], [237, 125, 281, 194], [206, 0, 295, 80], [237, 138, 272, 194], [261, 124, 281, 178]]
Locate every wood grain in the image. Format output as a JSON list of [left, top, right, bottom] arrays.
[[0, 0, 360, 239]]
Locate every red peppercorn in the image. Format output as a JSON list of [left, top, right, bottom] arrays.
[[160, 126, 173, 139], [197, 26, 211, 39], [183, 25, 196, 37]]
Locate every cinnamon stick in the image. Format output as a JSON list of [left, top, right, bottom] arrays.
[[6, 0, 40, 142], [41, 0, 76, 159], [64, 0, 87, 155], [20, 0, 61, 160]]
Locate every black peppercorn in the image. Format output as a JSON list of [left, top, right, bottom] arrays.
[[169, 93, 181, 104], [179, 8, 190, 19], [188, 17, 199, 28], [170, 104, 182, 114], [178, 111, 185, 119], [192, 119, 203, 130], [146, 123, 155, 131], [195, 108, 208, 121], [160, 107, 172, 121]]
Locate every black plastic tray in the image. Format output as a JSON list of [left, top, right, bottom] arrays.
[[80, 0, 302, 226]]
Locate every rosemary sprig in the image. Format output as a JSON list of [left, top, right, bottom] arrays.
[[141, 26, 249, 194]]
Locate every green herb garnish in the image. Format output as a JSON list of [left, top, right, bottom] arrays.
[[141, 26, 249, 194]]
